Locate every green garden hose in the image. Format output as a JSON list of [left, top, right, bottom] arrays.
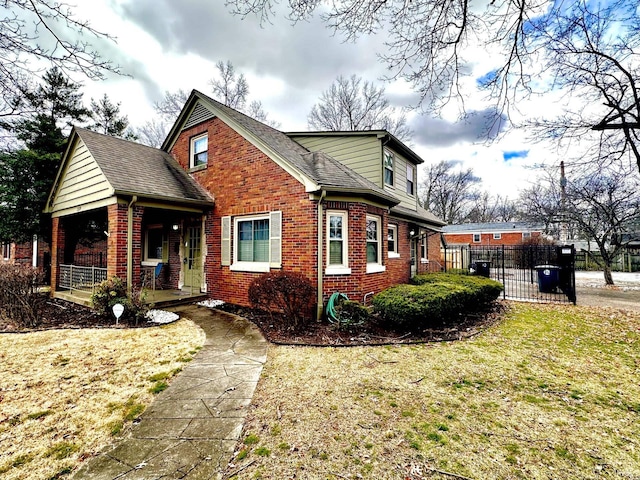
[[326, 292, 349, 323]]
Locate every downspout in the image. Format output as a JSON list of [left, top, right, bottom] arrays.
[[127, 195, 138, 295], [317, 189, 327, 321]]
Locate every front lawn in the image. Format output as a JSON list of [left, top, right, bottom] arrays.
[[0, 320, 205, 480], [226, 303, 640, 479]]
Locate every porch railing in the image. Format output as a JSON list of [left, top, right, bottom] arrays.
[[59, 264, 108, 294]]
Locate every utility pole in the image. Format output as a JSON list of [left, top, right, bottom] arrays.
[[559, 161, 568, 243]]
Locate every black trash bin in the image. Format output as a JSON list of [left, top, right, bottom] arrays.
[[470, 260, 491, 277], [534, 265, 560, 293]]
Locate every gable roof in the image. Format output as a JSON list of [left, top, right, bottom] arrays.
[[162, 90, 399, 206], [47, 127, 213, 214]]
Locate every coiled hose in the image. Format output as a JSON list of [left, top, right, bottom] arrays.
[[326, 292, 349, 323]]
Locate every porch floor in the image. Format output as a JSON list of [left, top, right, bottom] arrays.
[[53, 289, 207, 309]]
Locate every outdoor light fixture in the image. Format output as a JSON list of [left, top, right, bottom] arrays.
[[172, 224, 179, 231], [409, 229, 416, 237]]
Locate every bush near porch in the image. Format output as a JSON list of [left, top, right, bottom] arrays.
[[372, 273, 503, 329], [0, 264, 46, 328]]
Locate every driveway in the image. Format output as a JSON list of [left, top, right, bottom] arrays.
[[575, 271, 640, 312]]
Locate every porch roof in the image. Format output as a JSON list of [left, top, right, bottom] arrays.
[[47, 128, 214, 215]]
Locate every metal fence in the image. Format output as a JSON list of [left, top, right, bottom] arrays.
[[442, 244, 577, 304], [59, 264, 108, 294], [575, 249, 640, 272]]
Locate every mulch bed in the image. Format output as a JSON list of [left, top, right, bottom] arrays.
[[217, 301, 508, 346], [2, 296, 507, 345], [0, 296, 152, 332]]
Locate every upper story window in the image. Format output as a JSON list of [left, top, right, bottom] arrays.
[[366, 215, 385, 273], [406, 164, 415, 195], [326, 211, 350, 274], [388, 225, 399, 258], [384, 150, 394, 186], [473, 233, 481, 243], [190, 133, 208, 168]]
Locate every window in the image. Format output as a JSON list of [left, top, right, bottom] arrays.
[[522, 232, 531, 240], [238, 218, 269, 262], [388, 225, 399, 258], [225, 212, 282, 272], [406, 164, 415, 195], [190, 133, 208, 168], [1, 243, 10, 260], [420, 233, 428, 261], [493, 233, 502, 240], [326, 211, 350, 274], [384, 150, 394, 186], [473, 233, 481, 243], [366, 215, 385, 273], [145, 226, 167, 262]]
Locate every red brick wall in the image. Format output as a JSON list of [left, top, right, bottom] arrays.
[[107, 203, 128, 280], [444, 231, 541, 246], [51, 218, 64, 291], [171, 117, 441, 314], [171, 118, 318, 306]]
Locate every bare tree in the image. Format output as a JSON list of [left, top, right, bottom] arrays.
[[308, 75, 410, 140], [135, 119, 169, 148], [209, 60, 249, 110], [419, 160, 481, 224], [466, 193, 518, 224], [519, 164, 640, 285], [226, 0, 640, 174], [0, 0, 120, 121], [153, 89, 190, 122]]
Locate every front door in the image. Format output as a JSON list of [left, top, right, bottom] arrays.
[[183, 226, 202, 292], [410, 237, 417, 277]]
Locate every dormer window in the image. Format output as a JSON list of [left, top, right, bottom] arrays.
[[384, 150, 394, 186], [190, 133, 208, 168]]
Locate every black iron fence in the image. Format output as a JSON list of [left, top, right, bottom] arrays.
[[442, 244, 577, 304]]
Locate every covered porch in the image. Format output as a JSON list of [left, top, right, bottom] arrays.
[[45, 127, 214, 308]]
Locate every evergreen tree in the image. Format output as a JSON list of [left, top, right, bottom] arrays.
[[89, 94, 137, 140], [0, 68, 89, 243]]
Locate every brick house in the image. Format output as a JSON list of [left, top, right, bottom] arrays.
[[442, 222, 544, 246], [0, 238, 50, 276], [46, 90, 445, 317]]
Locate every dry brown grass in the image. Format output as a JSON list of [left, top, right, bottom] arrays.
[[0, 320, 205, 480], [227, 303, 640, 479]]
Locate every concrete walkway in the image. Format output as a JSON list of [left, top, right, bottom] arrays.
[[73, 305, 268, 480]]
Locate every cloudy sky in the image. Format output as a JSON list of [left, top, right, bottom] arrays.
[[67, 0, 556, 199]]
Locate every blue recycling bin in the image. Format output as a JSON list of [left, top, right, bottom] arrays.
[[535, 265, 560, 293]]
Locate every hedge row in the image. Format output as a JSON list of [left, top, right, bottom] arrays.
[[372, 273, 503, 329]]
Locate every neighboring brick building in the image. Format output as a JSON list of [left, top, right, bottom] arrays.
[[442, 222, 544, 246], [0, 238, 50, 279], [46, 90, 445, 318]]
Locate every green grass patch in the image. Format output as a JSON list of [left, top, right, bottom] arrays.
[[27, 409, 54, 420], [44, 442, 79, 460]]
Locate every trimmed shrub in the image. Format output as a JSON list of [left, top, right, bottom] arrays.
[[90, 276, 148, 324], [0, 264, 46, 328], [411, 273, 504, 305], [373, 273, 503, 329], [248, 271, 315, 330]]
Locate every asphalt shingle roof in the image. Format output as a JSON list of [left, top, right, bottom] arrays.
[[75, 127, 213, 205], [193, 91, 398, 205]]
